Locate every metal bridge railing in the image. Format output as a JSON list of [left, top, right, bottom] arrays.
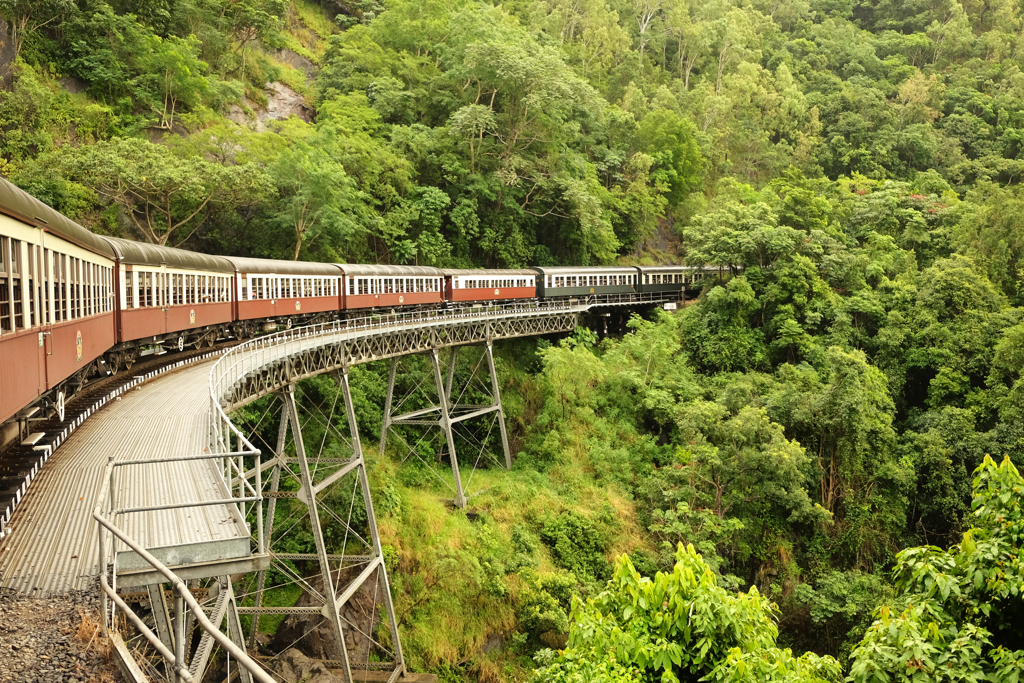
[[93, 463, 274, 683], [208, 297, 594, 410]]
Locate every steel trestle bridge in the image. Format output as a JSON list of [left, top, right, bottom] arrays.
[[1, 293, 679, 683]]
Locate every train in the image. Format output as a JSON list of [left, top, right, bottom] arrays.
[[0, 177, 711, 439]]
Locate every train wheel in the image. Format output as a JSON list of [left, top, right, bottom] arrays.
[[56, 390, 65, 422]]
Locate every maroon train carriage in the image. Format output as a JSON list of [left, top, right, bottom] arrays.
[[0, 178, 118, 427], [225, 256, 343, 335], [105, 237, 235, 361], [340, 264, 445, 310], [443, 269, 537, 303]]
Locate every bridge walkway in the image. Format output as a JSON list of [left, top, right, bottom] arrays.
[[0, 360, 245, 595]]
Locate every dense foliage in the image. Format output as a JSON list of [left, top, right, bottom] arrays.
[[5, 0, 1024, 679]]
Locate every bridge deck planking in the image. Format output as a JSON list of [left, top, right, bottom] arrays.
[[0, 360, 247, 595]]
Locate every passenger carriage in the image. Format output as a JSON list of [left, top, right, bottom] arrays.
[[106, 237, 235, 353], [0, 178, 117, 426], [339, 264, 445, 310], [443, 269, 536, 303], [226, 257, 342, 334], [635, 265, 707, 296], [533, 266, 639, 299]]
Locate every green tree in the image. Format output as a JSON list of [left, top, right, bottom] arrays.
[[58, 137, 273, 246], [267, 136, 370, 261], [848, 456, 1024, 682], [535, 544, 842, 682]]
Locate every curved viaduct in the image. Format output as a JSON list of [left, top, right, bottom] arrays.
[[0, 296, 673, 683]]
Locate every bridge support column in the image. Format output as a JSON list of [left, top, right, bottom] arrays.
[[245, 377, 406, 683], [380, 341, 512, 508]]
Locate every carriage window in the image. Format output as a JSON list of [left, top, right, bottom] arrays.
[[125, 271, 134, 308], [0, 238, 9, 331], [52, 253, 64, 321], [349, 277, 355, 295], [68, 257, 78, 320], [83, 263, 91, 316], [27, 245, 36, 326], [42, 248, 50, 324], [139, 271, 151, 307], [87, 263, 93, 315]]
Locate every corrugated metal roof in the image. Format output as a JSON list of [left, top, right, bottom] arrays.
[[336, 264, 446, 277], [104, 237, 235, 273], [532, 266, 639, 274], [222, 256, 342, 276], [442, 268, 537, 276], [0, 177, 116, 259]]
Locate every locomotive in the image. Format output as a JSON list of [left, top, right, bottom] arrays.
[[0, 177, 709, 440]]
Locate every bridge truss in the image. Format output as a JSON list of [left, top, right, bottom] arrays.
[[91, 296, 672, 682]]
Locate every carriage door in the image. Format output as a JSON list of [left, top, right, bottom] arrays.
[[29, 243, 45, 393]]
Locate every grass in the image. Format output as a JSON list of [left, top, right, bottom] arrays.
[[237, 583, 304, 635]]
